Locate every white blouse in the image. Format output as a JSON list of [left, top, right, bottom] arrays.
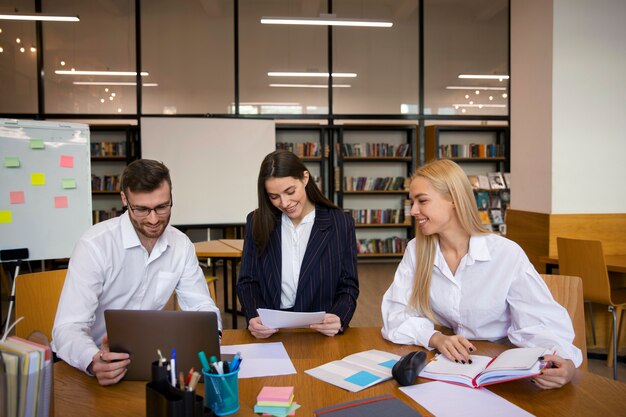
[[381, 234, 582, 367], [280, 210, 315, 309]]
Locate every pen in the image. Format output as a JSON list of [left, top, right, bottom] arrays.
[[230, 352, 241, 372], [198, 351, 211, 373], [157, 349, 165, 366], [188, 371, 201, 391], [170, 349, 177, 387], [178, 371, 185, 390], [185, 367, 195, 386]]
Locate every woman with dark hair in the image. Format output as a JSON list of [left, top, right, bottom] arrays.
[[237, 150, 359, 338]]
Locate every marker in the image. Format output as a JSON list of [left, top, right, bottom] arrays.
[[185, 367, 195, 386], [170, 349, 177, 387], [230, 352, 241, 371], [198, 351, 211, 373], [178, 371, 185, 390], [157, 349, 165, 366]]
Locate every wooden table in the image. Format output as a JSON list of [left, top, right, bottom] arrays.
[[53, 328, 626, 417], [194, 241, 243, 328], [540, 254, 626, 274], [219, 239, 244, 252]]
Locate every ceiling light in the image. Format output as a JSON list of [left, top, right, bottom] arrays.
[[239, 102, 301, 106], [469, 101, 474, 105], [489, 96, 493, 101], [111, 93, 116, 97], [453, 104, 507, 108], [475, 90, 480, 95], [19, 47, 25, 53], [60, 60, 65, 66], [100, 99, 104, 103], [104, 88, 109, 92], [30, 46, 36, 52], [461, 109, 466, 113], [16, 38, 21, 44], [56, 70, 149, 76], [72, 81, 158, 86], [0, 13, 80, 22], [446, 86, 507, 91], [268, 71, 356, 78], [261, 16, 392, 28], [464, 94, 469, 99], [458, 74, 510, 81], [502, 93, 508, 98], [109, 96, 113, 101], [0, 47, 3, 53], [117, 108, 122, 113], [269, 83, 351, 88]]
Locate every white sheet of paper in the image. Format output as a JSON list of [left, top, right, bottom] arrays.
[[257, 308, 326, 329], [399, 382, 535, 417], [221, 342, 297, 379]]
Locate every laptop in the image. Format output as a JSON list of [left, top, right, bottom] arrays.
[[104, 309, 221, 381]]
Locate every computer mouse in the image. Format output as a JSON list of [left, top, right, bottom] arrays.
[[392, 350, 427, 386]]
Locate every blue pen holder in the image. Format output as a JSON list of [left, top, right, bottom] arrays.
[[202, 368, 240, 416]]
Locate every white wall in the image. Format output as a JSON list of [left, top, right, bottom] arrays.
[[552, 0, 626, 213]]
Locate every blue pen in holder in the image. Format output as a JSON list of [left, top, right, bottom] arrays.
[[202, 368, 240, 416]]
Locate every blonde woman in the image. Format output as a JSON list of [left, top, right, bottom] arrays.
[[381, 159, 581, 389]]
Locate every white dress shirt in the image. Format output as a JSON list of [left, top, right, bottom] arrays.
[[381, 234, 582, 367], [51, 211, 221, 373], [280, 210, 316, 309]]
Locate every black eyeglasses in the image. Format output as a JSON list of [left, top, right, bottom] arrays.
[[124, 193, 173, 218]]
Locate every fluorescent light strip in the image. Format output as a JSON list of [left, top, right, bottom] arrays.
[[453, 104, 507, 108], [269, 83, 351, 88], [268, 72, 357, 78], [446, 86, 507, 91], [73, 81, 158, 86], [56, 70, 149, 76], [458, 74, 510, 80], [261, 17, 392, 28], [0, 13, 79, 22], [240, 102, 300, 106]]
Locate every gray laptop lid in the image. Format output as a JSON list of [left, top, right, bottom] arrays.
[[104, 309, 220, 381]]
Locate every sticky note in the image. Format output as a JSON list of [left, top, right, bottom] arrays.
[[10, 191, 25, 204], [54, 196, 68, 209], [31, 173, 46, 185], [344, 370, 380, 387], [4, 157, 20, 168], [30, 139, 45, 149], [378, 359, 398, 369], [62, 178, 77, 189], [0, 210, 12, 224], [60, 155, 74, 168]]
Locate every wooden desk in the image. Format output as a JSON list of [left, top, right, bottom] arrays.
[[54, 328, 626, 417], [194, 241, 243, 328], [219, 239, 244, 252], [540, 254, 626, 274]]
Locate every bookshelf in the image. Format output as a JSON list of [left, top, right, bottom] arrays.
[[336, 125, 417, 258], [425, 125, 510, 234], [90, 125, 140, 223], [275, 125, 329, 196]]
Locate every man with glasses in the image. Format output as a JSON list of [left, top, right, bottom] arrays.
[[52, 159, 220, 385]]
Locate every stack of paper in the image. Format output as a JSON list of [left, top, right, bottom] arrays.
[[0, 336, 53, 417], [254, 386, 301, 417]]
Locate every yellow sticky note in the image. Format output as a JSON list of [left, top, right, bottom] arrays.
[[31, 173, 46, 185], [62, 178, 77, 189], [0, 210, 12, 224], [4, 157, 20, 168], [30, 139, 45, 149]]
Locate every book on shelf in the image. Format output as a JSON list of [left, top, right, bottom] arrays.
[[478, 210, 491, 225], [490, 209, 504, 224], [477, 175, 491, 190], [490, 194, 502, 209], [503, 172, 511, 189], [499, 190, 511, 204], [90, 141, 126, 157], [341, 143, 410, 158], [305, 349, 400, 392], [343, 176, 406, 192], [356, 237, 407, 255], [475, 191, 490, 210], [467, 175, 480, 190], [487, 172, 506, 190], [314, 394, 422, 417], [348, 208, 406, 225], [418, 347, 547, 388], [438, 143, 505, 159], [91, 174, 121, 192], [276, 141, 320, 157]]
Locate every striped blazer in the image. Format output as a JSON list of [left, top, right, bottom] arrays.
[[236, 205, 359, 328]]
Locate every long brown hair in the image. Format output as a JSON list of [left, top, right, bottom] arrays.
[[409, 159, 491, 322], [253, 150, 337, 254]]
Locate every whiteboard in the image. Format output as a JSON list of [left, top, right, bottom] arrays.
[[0, 119, 92, 261], [141, 118, 275, 226]]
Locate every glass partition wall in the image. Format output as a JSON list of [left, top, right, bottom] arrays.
[[0, 0, 509, 120]]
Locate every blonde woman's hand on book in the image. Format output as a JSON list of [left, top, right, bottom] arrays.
[[88, 334, 130, 386], [428, 333, 477, 364], [309, 313, 342, 336], [531, 354, 575, 389], [248, 316, 278, 339]]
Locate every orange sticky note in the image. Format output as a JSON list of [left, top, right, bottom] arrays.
[[0, 210, 12, 224], [54, 196, 68, 209], [60, 155, 74, 168], [10, 191, 25, 204], [31, 173, 46, 186]]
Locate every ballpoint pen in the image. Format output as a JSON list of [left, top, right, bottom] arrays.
[[170, 348, 177, 387]]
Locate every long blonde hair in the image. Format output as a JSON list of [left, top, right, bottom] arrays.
[[409, 159, 491, 322]]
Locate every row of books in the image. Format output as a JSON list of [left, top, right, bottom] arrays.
[[91, 175, 121, 192], [468, 172, 511, 190], [343, 176, 407, 192], [90, 141, 126, 157], [348, 208, 408, 225], [1, 336, 53, 417], [356, 237, 408, 255], [438, 143, 505, 159], [340, 143, 411, 157], [479, 209, 505, 225], [92, 208, 123, 224], [276, 142, 324, 157], [476, 190, 510, 210]]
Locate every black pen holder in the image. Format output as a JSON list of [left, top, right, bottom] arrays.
[[146, 361, 214, 417]]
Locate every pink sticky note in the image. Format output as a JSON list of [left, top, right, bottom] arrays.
[[54, 196, 68, 209], [60, 155, 74, 168], [10, 191, 25, 204]]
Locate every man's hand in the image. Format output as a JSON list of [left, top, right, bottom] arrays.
[[309, 313, 342, 336], [248, 316, 278, 339], [88, 334, 131, 386], [428, 333, 476, 364]]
